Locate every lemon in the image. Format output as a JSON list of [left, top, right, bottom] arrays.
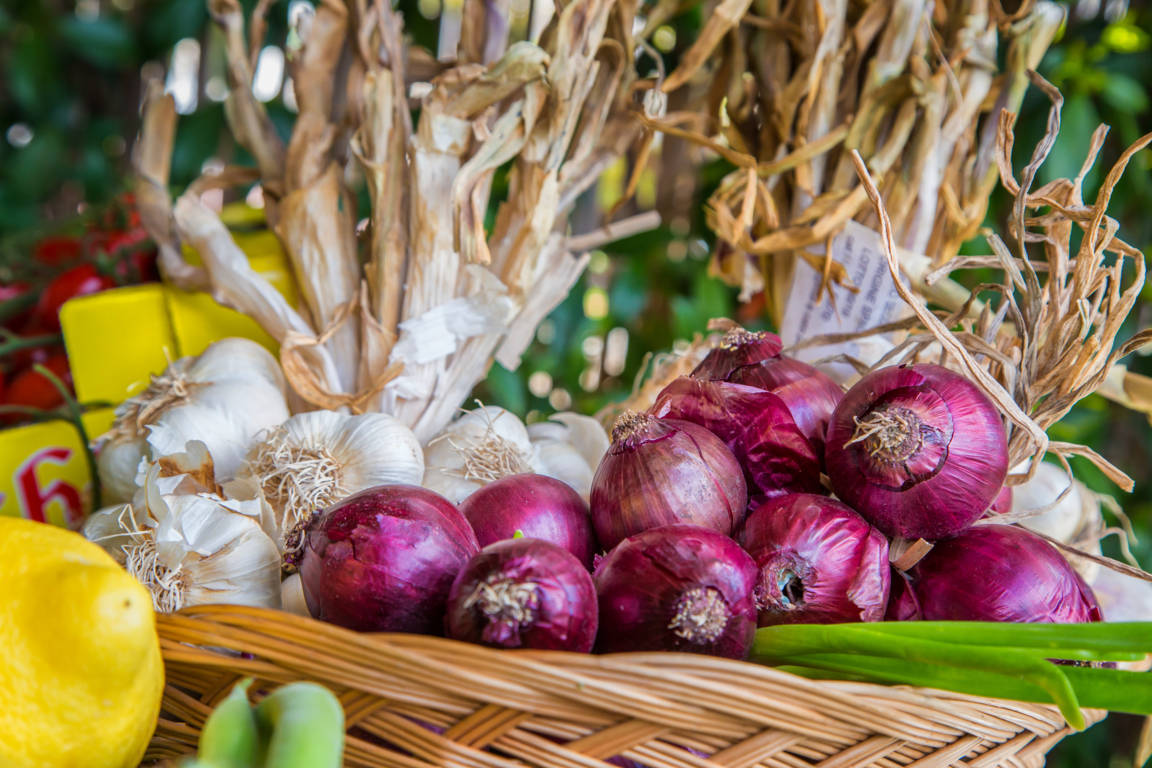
[[0, 517, 164, 768]]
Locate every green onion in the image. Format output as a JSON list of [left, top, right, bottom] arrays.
[[751, 622, 1152, 730]]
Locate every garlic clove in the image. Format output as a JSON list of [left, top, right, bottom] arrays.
[[96, 338, 291, 502], [1010, 461, 1087, 544], [532, 440, 594, 499], [1092, 566, 1152, 622], [280, 573, 312, 617], [97, 438, 149, 504], [526, 421, 569, 443], [82, 503, 143, 565], [190, 337, 287, 395], [422, 466, 483, 505], [332, 412, 424, 488], [145, 379, 289, 479], [548, 412, 609, 469]]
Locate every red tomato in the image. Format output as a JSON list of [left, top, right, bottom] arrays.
[[33, 235, 83, 267], [3, 352, 72, 412], [33, 264, 116, 331]]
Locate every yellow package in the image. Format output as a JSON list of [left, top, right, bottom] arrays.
[[169, 228, 299, 357], [59, 285, 178, 406], [0, 410, 115, 527]]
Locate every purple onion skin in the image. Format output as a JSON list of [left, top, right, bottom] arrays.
[[824, 364, 1008, 540], [740, 494, 890, 626], [446, 538, 598, 651], [691, 329, 784, 380], [460, 474, 596, 569], [888, 524, 1103, 623], [988, 485, 1013, 516], [594, 525, 759, 659], [301, 485, 480, 633], [651, 377, 822, 499], [725, 358, 844, 454], [590, 414, 747, 551], [690, 329, 842, 454]]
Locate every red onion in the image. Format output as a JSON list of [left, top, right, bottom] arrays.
[[740, 494, 890, 625], [590, 412, 747, 550], [888, 524, 1102, 623], [824, 364, 1008, 540], [989, 485, 1013, 515], [300, 485, 479, 633], [692, 329, 843, 452], [691, 328, 783, 380], [594, 525, 758, 658], [445, 538, 597, 651], [651, 377, 822, 499], [460, 474, 596, 569]]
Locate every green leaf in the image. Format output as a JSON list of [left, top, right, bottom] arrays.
[[1100, 74, 1150, 114], [9, 31, 61, 116], [142, 0, 209, 54], [6, 130, 68, 202], [58, 16, 136, 69]]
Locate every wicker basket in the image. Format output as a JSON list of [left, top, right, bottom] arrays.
[[145, 605, 1102, 767]]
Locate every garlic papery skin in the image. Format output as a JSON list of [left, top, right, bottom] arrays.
[[244, 410, 424, 562], [1010, 461, 1091, 543], [422, 406, 534, 504], [541, 412, 609, 470], [524, 412, 609, 498], [1007, 460, 1105, 583], [86, 457, 282, 612], [280, 573, 312, 617], [98, 338, 290, 503], [81, 503, 144, 566]]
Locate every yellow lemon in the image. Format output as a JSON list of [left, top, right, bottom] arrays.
[[0, 517, 164, 768]]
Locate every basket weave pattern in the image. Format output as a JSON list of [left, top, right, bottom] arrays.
[[146, 606, 1101, 767]]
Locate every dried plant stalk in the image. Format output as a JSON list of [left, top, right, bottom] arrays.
[[135, 0, 645, 440], [844, 72, 1152, 491], [640, 0, 1064, 324]]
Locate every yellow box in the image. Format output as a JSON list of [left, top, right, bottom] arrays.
[[0, 409, 115, 528], [169, 229, 299, 357], [59, 285, 178, 405]]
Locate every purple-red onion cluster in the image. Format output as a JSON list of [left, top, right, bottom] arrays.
[[298, 333, 1101, 660]]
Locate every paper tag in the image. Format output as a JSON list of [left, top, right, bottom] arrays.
[[779, 220, 913, 384]]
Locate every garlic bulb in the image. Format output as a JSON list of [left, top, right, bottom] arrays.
[[280, 573, 312, 617], [243, 410, 424, 561], [85, 442, 281, 612], [98, 338, 290, 503], [422, 405, 535, 503], [543, 412, 610, 469], [1009, 460, 1104, 582], [1011, 462, 1092, 543], [526, 412, 609, 498]]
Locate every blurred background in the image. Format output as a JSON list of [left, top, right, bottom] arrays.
[[1, 0, 1150, 763]]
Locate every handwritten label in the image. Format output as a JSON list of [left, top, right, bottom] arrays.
[[779, 220, 912, 384]]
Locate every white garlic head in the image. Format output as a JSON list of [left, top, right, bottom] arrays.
[[525, 412, 609, 499], [85, 442, 282, 612], [422, 405, 534, 503], [97, 338, 290, 503], [244, 410, 424, 563]]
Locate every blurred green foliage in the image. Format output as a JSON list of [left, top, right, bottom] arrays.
[[2, 1, 1152, 764]]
